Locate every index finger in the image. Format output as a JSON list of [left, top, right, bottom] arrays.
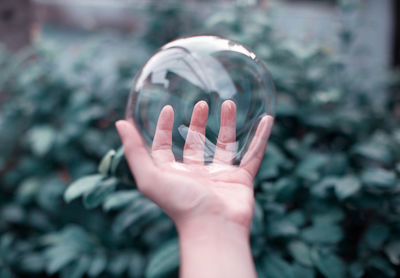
[[152, 105, 175, 165]]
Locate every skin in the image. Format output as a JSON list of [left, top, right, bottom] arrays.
[[116, 100, 274, 278]]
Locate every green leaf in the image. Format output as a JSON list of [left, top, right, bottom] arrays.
[[64, 174, 104, 203], [384, 240, 400, 265], [88, 254, 107, 277], [267, 218, 298, 237], [110, 147, 125, 173], [396, 162, 400, 174], [281, 41, 319, 60], [361, 168, 397, 188], [352, 138, 392, 164], [16, 178, 41, 204], [145, 238, 179, 278], [275, 178, 298, 202], [45, 246, 78, 274], [113, 198, 162, 234], [363, 224, 390, 250], [310, 249, 345, 278], [325, 153, 348, 176], [311, 176, 337, 198], [349, 262, 364, 278], [66, 256, 90, 278], [368, 256, 396, 277], [302, 224, 343, 244], [98, 149, 116, 175], [61, 226, 95, 251], [108, 254, 130, 276], [261, 254, 294, 278], [312, 207, 344, 225], [103, 190, 141, 211], [0, 268, 15, 278], [20, 253, 45, 274], [84, 177, 118, 209], [285, 134, 317, 159], [292, 264, 315, 278], [251, 200, 264, 235], [334, 176, 361, 200], [288, 241, 313, 267], [258, 143, 287, 180], [286, 210, 306, 227], [276, 95, 297, 116], [128, 253, 145, 278], [26, 126, 56, 156], [296, 153, 329, 181]]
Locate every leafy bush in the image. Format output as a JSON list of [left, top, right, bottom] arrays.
[[1, 1, 399, 277]]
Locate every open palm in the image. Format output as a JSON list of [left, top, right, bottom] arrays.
[[116, 100, 273, 231]]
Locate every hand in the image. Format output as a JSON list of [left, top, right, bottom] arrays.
[[116, 100, 274, 233]]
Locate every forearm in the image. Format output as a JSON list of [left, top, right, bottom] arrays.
[[177, 217, 257, 278]]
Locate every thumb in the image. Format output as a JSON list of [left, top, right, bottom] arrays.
[[115, 120, 155, 189]]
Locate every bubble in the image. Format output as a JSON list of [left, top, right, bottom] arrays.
[[126, 35, 275, 165]]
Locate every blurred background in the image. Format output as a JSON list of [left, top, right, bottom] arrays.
[[0, 0, 399, 278]]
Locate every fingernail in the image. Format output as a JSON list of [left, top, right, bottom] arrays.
[[198, 100, 208, 110], [224, 99, 235, 111], [259, 118, 267, 134], [164, 105, 173, 111], [167, 105, 175, 115], [115, 120, 127, 136], [115, 120, 123, 128], [263, 116, 274, 136]]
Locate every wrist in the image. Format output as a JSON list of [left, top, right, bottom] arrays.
[[177, 215, 250, 240], [176, 216, 252, 255], [176, 216, 256, 278]]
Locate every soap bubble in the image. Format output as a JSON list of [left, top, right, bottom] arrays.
[[126, 35, 275, 165]]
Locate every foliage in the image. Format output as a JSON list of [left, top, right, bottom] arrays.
[[1, 1, 400, 277]]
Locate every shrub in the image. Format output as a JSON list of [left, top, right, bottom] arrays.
[[1, 1, 399, 277]]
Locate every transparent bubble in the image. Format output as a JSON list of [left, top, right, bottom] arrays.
[[126, 35, 275, 165]]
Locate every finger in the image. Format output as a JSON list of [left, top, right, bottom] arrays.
[[213, 100, 237, 165], [116, 120, 155, 187], [152, 105, 175, 165], [183, 100, 208, 164], [239, 115, 274, 180]]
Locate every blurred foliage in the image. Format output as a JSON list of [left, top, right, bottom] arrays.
[[1, 0, 400, 277]]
